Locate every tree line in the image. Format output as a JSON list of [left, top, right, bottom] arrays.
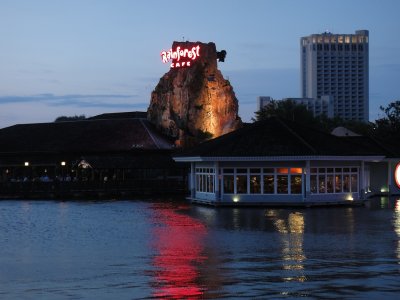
[[253, 99, 400, 142]]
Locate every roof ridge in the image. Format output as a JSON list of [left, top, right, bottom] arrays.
[[140, 119, 160, 149], [276, 118, 317, 154]]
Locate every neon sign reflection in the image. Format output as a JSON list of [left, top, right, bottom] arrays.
[[161, 45, 200, 68], [151, 204, 207, 298]]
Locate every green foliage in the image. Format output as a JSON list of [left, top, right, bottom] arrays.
[[54, 115, 86, 122], [253, 99, 316, 125], [253, 99, 373, 135], [373, 100, 400, 140]]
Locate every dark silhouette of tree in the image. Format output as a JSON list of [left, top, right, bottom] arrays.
[[373, 100, 400, 140], [253, 99, 318, 125], [253, 99, 372, 135], [54, 115, 86, 122]]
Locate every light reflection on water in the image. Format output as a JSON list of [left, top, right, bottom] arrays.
[[150, 203, 207, 299], [0, 197, 399, 299], [394, 199, 400, 260]]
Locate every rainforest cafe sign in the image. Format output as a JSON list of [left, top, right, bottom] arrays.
[[161, 45, 200, 68]]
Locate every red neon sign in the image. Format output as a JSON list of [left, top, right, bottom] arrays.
[[161, 45, 200, 68], [395, 162, 400, 189]]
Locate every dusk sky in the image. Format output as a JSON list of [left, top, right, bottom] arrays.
[[1, 0, 399, 128]]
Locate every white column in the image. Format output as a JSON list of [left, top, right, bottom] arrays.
[[360, 161, 365, 199], [305, 160, 310, 201], [190, 162, 195, 199], [214, 161, 219, 201]]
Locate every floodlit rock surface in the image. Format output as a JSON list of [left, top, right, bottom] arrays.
[[147, 41, 242, 147]]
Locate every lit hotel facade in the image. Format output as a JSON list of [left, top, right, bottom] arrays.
[[301, 30, 369, 122]]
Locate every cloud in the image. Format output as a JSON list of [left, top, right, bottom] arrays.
[[0, 93, 148, 108]]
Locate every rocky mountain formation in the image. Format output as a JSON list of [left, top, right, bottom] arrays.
[[147, 41, 242, 147]]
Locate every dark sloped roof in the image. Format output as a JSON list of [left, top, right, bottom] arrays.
[[177, 117, 388, 157], [0, 118, 173, 154], [88, 111, 147, 120]]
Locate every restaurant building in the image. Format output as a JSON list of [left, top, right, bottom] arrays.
[[0, 112, 186, 198], [174, 117, 400, 206]]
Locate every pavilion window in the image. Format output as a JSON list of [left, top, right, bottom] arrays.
[[290, 175, 302, 194], [310, 166, 359, 194], [195, 168, 215, 193], [250, 175, 261, 194], [335, 174, 342, 193], [249, 168, 261, 194], [276, 168, 289, 194], [327, 175, 334, 193], [343, 174, 350, 193], [236, 175, 247, 194], [263, 174, 275, 194], [223, 168, 234, 194], [310, 175, 317, 193], [223, 175, 234, 193], [319, 174, 326, 193]]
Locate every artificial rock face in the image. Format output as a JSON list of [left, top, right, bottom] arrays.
[[147, 41, 242, 146]]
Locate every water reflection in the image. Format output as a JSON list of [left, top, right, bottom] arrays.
[[269, 211, 307, 282], [394, 198, 400, 260], [150, 204, 207, 299]]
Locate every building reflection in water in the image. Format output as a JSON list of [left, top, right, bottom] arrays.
[[266, 210, 307, 282], [150, 203, 207, 299]]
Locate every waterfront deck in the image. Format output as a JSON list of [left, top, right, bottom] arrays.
[[187, 197, 366, 207]]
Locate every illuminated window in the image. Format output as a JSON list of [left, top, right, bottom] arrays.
[[277, 168, 289, 174], [195, 168, 215, 193], [351, 174, 358, 192], [236, 175, 247, 194], [335, 174, 342, 193], [310, 166, 358, 194], [223, 175, 234, 193], [291, 175, 302, 194], [290, 168, 303, 174], [250, 175, 261, 194], [263, 175, 274, 194], [319, 175, 326, 193], [277, 175, 288, 194], [343, 174, 350, 192], [327, 175, 334, 193], [311, 175, 317, 193]]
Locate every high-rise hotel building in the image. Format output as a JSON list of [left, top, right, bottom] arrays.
[[301, 30, 369, 121]]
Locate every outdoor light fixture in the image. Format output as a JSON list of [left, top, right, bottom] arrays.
[[233, 196, 239, 203], [24, 162, 29, 167], [61, 161, 66, 166]]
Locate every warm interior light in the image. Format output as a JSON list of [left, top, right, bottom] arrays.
[[290, 168, 303, 174], [24, 162, 29, 167]]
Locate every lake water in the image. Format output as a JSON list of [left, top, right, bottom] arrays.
[[0, 197, 399, 299]]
